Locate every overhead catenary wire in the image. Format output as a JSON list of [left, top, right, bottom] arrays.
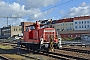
[[31, 0, 75, 21], [41, 0, 74, 12], [44, 0, 73, 19], [42, 0, 75, 19]]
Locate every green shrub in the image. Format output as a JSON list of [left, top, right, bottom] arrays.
[[75, 37, 81, 40], [62, 37, 75, 40]]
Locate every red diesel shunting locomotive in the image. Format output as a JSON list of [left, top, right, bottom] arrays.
[[21, 21, 62, 51]]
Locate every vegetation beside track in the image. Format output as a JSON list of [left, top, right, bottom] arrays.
[[0, 44, 12, 49]]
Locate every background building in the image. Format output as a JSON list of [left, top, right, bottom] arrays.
[[1, 26, 22, 39], [52, 16, 90, 41], [53, 18, 73, 31], [74, 16, 90, 30]]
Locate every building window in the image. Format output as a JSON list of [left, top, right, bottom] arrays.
[[84, 21, 86, 24], [87, 25, 89, 28], [16, 29, 17, 31], [87, 21, 89, 23], [82, 21, 83, 24], [19, 28, 22, 31], [72, 23, 73, 25], [79, 26, 81, 28], [63, 24, 64, 26], [61, 24, 62, 26], [75, 22, 77, 24], [79, 22, 81, 24], [82, 25, 83, 28], [75, 26, 77, 29], [70, 23, 71, 25], [85, 25, 86, 28], [14, 28, 15, 31], [70, 23, 73, 25]]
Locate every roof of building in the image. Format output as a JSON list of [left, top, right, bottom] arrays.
[[56, 16, 90, 23], [74, 16, 90, 20], [21, 22, 34, 24], [56, 18, 73, 23]]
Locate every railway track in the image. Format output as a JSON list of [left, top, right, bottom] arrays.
[[54, 48, 90, 59], [0, 56, 8, 60], [0, 42, 90, 60], [39, 52, 69, 60], [19, 50, 73, 60], [59, 47, 90, 54], [20, 48, 82, 60], [38, 50, 89, 60]]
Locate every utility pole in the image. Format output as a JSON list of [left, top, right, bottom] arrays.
[[0, 16, 21, 27], [7, 17, 8, 27]]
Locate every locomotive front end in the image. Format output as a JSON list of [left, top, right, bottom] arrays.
[[39, 28, 62, 51]]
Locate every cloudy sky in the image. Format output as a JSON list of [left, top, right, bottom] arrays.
[[0, 0, 90, 27]]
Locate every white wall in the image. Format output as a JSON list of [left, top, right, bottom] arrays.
[[74, 19, 90, 30]]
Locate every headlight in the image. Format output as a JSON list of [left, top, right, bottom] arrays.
[[45, 44, 49, 48], [58, 38, 62, 41]]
